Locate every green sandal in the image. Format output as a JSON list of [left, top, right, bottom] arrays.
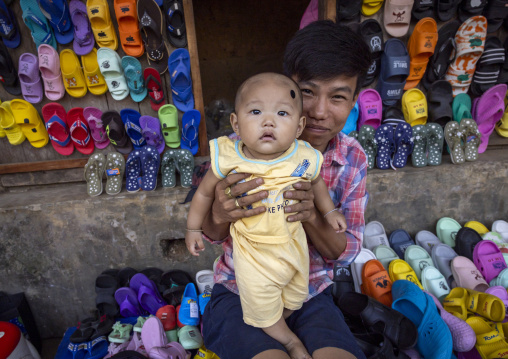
[[108, 322, 133, 344], [358, 125, 377, 170], [426, 123, 444, 166], [411, 125, 428, 167], [459, 118, 481, 162], [444, 121, 465, 164], [348, 131, 359, 140], [161, 149, 194, 188], [161, 150, 177, 188], [452, 93, 472, 123], [84, 153, 106, 197], [159, 104, 180, 148], [105, 152, 125, 195]]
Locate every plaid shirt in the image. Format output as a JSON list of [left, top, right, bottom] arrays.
[[203, 132, 368, 300]]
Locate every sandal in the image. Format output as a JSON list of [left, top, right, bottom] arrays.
[[138, 0, 169, 73], [358, 125, 377, 170], [108, 322, 133, 344], [144, 67, 166, 111], [163, 0, 187, 48], [459, 118, 481, 162]]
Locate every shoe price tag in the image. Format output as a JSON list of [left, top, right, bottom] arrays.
[[190, 302, 199, 318], [106, 168, 120, 176]]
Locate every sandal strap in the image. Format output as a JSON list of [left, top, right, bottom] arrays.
[[166, 3, 186, 37]]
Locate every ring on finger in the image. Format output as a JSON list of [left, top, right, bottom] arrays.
[[225, 186, 233, 199], [235, 198, 241, 208]]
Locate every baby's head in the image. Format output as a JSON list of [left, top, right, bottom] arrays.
[[231, 72, 306, 161]]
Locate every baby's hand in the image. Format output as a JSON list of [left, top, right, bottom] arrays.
[[325, 211, 347, 233], [185, 231, 205, 256]]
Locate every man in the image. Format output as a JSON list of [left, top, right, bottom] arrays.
[[200, 20, 372, 359]]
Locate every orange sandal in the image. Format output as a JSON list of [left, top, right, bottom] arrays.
[[361, 259, 393, 306], [114, 0, 144, 57]]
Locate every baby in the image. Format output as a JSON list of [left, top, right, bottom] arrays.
[[185, 72, 346, 359]]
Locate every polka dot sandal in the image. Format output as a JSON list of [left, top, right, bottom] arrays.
[[411, 125, 428, 167], [161, 150, 176, 188], [392, 123, 414, 169], [459, 118, 481, 162], [141, 145, 160, 191], [375, 124, 396, 170], [84, 153, 106, 197], [348, 131, 359, 141], [426, 123, 444, 166], [126, 150, 143, 192], [105, 152, 126, 195], [444, 121, 465, 164], [175, 149, 194, 188], [358, 125, 378, 170]]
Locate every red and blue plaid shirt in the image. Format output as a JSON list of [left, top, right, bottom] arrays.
[[203, 132, 368, 301]]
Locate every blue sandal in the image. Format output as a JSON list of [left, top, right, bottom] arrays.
[[374, 124, 395, 170], [392, 123, 414, 169], [37, 0, 74, 45], [168, 48, 194, 111], [0, 0, 21, 48], [21, 0, 56, 49], [181, 109, 200, 155], [120, 109, 146, 149]]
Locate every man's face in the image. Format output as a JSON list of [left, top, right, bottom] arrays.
[[292, 75, 358, 153]]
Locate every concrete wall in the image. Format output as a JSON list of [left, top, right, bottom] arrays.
[[0, 148, 507, 338]]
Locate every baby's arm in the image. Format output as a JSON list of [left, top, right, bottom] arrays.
[[311, 176, 347, 233], [186, 170, 221, 256]]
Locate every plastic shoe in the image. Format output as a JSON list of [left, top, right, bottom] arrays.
[[363, 221, 389, 251], [421, 266, 450, 302], [404, 245, 435, 280], [0, 101, 26, 145], [108, 322, 133, 343], [451, 256, 489, 292], [473, 240, 507, 283], [178, 326, 203, 350], [436, 217, 461, 248], [352, 248, 377, 293], [465, 221, 489, 236], [361, 259, 393, 306], [178, 283, 200, 326], [373, 245, 399, 271], [389, 229, 414, 258], [389, 259, 424, 290], [466, 316, 508, 358], [415, 230, 441, 255], [156, 305, 176, 331]]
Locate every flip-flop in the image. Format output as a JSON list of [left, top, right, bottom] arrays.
[[451, 256, 489, 292], [374, 124, 395, 170], [421, 267, 450, 302], [0, 41, 21, 95], [102, 110, 133, 154], [42, 102, 74, 155], [158, 104, 180, 148], [392, 280, 453, 359], [38, 0, 74, 45], [140, 146, 160, 191], [20, 0, 57, 49], [60, 49, 87, 98], [383, 0, 414, 38], [459, 118, 481, 162], [373, 245, 399, 271], [455, 227, 482, 261], [466, 316, 508, 359], [144, 67, 166, 111], [402, 88, 427, 126], [10, 99, 49, 148], [427, 123, 444, 166], [69, 0, 94, 56], [161, 149, 193, 188], [471, 36, 505, 97], [415, 230, 441, 254], [473, 240, 507, 283], [431, 243, 458, 287], [444, 121, 465, 164], [18, 53, 43, 104], [0, 0, 21, 48], [138, 0, 169, 73], [0, 101, 26, 146], [436, 217, 462, 248], [87, 0, 118, 50], [404, 17, 438, 90], [181, 109, 201, 155], [411, 125, 427, 167], [67, 107, 95, 155], [427, 80, 453, 128], [452, 93, 472, 124], [376, 38, 410, 105], [435, 0, 460, 21], [82, 48, 108, 96], [125, 149, 143, 192], [114, 287, 144, 317], [445, 16, 488, 96], [84, 153, 105, 197], [358, 89, 382, 129], [392, 123, 414, 169], [389, 259, 423, 289], [352, 248, 377, 293], [341, 101, 359, 135], [38, 44, 64, 100], [473, 84, 506, 153], [357, 125, 377, 170], [163, 0, 187, 48], [114, 0, 144, 57], [484, 0, 508, 33], [97, 47, 130, 100], [168, 48, 195, 111], [363, 221, 390, 251], [404, 245, 435, 280], [458, 0, 488, 22], [130, 273, 166, 314], [412, 0, 434, 19], [122, 56, 147, 102], [361, 0, 384, 16], [120, 108, 146, 149], [358, 19, 384, 87], [139, 115, 165, 154], [105, 152, 125, 195], [361, 259, 392, 306]]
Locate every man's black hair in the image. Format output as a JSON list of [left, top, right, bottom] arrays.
[[283, 20, 372, 96]]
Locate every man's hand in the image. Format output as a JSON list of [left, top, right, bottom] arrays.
[[283, 181, 315, 223]]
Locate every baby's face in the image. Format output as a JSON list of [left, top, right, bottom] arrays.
[[231, 78, 305, 161]]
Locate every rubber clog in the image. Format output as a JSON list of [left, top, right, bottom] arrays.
[[114, 0, 144, 57], [122, 56, 147, 102], [105, 152, 125, 195], [181, 109, 200, 155], [10, 99, 49, 148], [20, 0, 57, 49], [467, 316, 508, 359], [168, 48, 194, 111], [357, 125, 377, 170], [97, 48, 129, 100], [392, 280, 453, 359], [0, 101, 26, 145], [404, 245, 435, 280], [402, 88, 428, 126], [421, 266, 450, 301], [38, 44, 65, 101], [431, 244, 458, 287], [456, 227, 482, 261], [361, 259, 393, 306], [373, 245, 399, 271], [179, 283, 200, 326], [389, 229, 414, 258], [363, 221, 390, 251], [67, 107, 95, 155], [436, 217, 461, 248], [383, 0, 413, 38], [474, 240, 507, 283], [69, 0, 95, 56], [38, 0, 74, 45], [87, 0, 118, 50], [443, 287, 469, 320], [42, 102, 74, 155], [158, 104, 180, 148], [80, 48, 108, 96], [416, 230, 441, 255], [18, 53, 44, 104], [60, 49, 87, 98], [389, 259, 424, 290], [451, 256, 489, 292]]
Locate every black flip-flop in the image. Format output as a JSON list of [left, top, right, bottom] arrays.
[[336, 0, 361, 24], [484, 0, 508, 33], [382, 105, 406, 129], [359, 19, 384, 87], [102, 111, 134, 154], [338, 292, 418, 350], [0, 41, 21, 95], [412, 0, 434, 20], [138, 0, 169, 73], [427, 80, 453, 128], [471, 36, 506, 96], [331, 263, 355, 303], [458, 0, 488, 21], [163, 0, 187, 48], [95, 274, 119, 317], [118, 267, 138, 287], [421, 20, 460, 90], [435, 0, 460, 22], [455, 227, 482, 261]]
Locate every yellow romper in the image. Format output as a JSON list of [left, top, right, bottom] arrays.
[[210, 136, 323, 327]]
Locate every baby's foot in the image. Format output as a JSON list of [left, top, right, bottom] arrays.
[[285, 338, 312, 359]]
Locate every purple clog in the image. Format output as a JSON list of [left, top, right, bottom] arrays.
[[69, 0, 94, 55], [130, 273, 167, 315], [18, 53, 43, 104]]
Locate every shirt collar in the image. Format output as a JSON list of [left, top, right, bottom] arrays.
[[323, 132, 349, 167]]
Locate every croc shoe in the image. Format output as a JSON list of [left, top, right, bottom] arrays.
[[159, 104, 179, 148], [473, 240, 507, 283], [0, 101, 26, 145], [178, 283, 200, 326], [60, 49, 87, 98], [10, 99, 49, 148], [81, 48, 108, 95]]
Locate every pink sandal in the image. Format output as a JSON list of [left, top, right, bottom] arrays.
[[358, 89, 382, 129], [473, 240, 507, 283], [84, 107, 110, 149]]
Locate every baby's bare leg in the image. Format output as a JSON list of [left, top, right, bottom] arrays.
[[283, 309, 293, 319], [262, 316, 312, 359]]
